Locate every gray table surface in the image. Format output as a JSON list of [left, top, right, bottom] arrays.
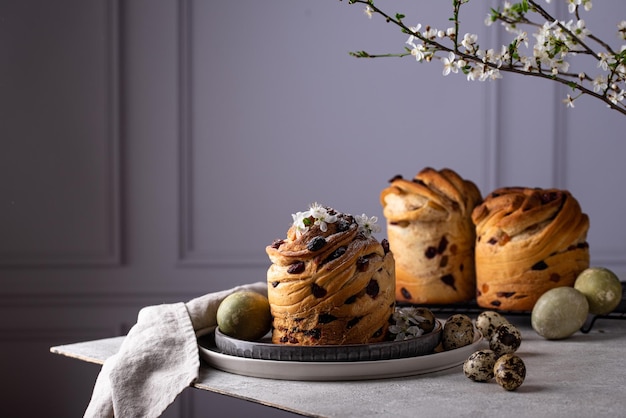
[[51, 316, 626, 417]]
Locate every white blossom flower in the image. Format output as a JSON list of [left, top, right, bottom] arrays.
[[406, 26, 426, 61], [355, 214, 381, 237], [567, 0, 582, 14], [487, 68, 502, 80], [597, 52, 615, 71], [564, 19, 591, 44], [364, 5, 373, 19], [607, 89, 625, 105], [291, 211, 310, 236], [307, 202, 337, 232], [423, 27, 438, 40], [477, 48, 496, 64], [466, 63, 484, 81], [292, 203, 338, 236], [461, 33, 478, 53], [593, 75, 608, 93], [405, 24, 422, 48], [563, 94, 576, 108], [516, 31, 529, 48], [412, 45, 427, 61], [442, 51, 457, 76], [618, 21, 626, 40]]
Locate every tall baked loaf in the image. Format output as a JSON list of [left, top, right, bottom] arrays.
[[472, 187, 590, 311], [266, 205, 395, 345], [380, 167, 482, 304]]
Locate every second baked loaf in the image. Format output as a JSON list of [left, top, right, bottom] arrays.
[[380, 167, 482, 304], [472, 187, 590, 311]]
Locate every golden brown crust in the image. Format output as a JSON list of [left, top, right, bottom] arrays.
[[472, 187, 590, 311], [380, 167, 482, 304], [266, 209, 395, 345]]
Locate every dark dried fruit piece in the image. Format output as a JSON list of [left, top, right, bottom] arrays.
[[270, 239, 284, 249], [344, 294, 357, 304], [381, 239, 390, 254], [311, 283, 327, 298], [347, 316, 362, 329], [336, 219, 351, 232], [318, 314, 337, 324], [356, 256, 370, 272], [323, 246, 346, 264], [307, 236, 327, 252], [441, 274, 457, 290], [425, 246, 437, 259], [372, 327, 383, 338], [271, 281, 280, 288], [491, 300, 502, 307], [539, 191, 560, 204], [288, 261, 305, 274], [388, 174, 403, 182], [304, 329, 321, 340], [497, 291, 516, 298], [437, 236, 449, 254], [439, 255, 449, 268], [401, 287, 412, 300], [532, 260, 549, 271], [366, 279, 380, 298]]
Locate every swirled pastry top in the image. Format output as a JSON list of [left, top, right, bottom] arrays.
[[472, 187, 589, 257], [267, 206, 383, 273], [381, 167, 482, 223]]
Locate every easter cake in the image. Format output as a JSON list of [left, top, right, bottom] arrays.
[[266, 203, 395, 345], [380, 167, 482, 305], [472, 187, 590, 311]]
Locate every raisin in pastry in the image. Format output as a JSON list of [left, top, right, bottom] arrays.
[[266, 204, 395, 345], [380, 167, 482, 304], [472, 187, 590, 311]]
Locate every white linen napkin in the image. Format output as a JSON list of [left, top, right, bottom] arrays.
[[84, 281, 268, 418]]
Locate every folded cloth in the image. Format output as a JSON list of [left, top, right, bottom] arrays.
[[84, 282, 268, 418]]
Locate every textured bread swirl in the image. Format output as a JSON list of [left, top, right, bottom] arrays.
[[380, 167, 482, 304], [472, 187, 590, 311], [266, 211, 395, 345]]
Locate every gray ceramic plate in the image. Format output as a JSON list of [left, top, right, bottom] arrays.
[[213, 320, 442, 362]]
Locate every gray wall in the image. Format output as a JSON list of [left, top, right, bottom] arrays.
[[0, 0, 624, 416]]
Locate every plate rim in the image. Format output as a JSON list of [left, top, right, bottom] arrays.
[[199, 324, 484, 381]]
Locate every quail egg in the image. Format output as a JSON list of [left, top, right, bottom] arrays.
[[490, 322, 522, 357], [442, 314, 475, 350], [475, 311, 510, 340], [463, 349, 497, 382], [494, 354, 526, 391]]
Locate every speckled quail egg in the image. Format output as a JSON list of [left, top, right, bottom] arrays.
[[442, 314, 475, 351], [463, 349, 498, 382], [494, 354, 526, 390], [489, 322, 522, 357], [475, 311, 510, 340], [412, 307, 436, 333]]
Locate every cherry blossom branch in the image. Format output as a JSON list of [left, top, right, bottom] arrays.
[[341, 0, 626, 116]]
